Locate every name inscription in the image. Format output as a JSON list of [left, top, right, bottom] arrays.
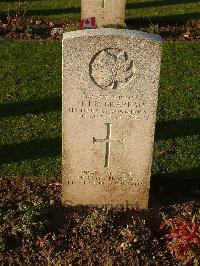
[[67, 93, 151, 120]]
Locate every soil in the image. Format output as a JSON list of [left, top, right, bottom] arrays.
[[0, 176, 199, 265], [0, 17, 200, 41]]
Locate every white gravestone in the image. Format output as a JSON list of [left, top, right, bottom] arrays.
[[81, 0, 126, 27], [62, 29, 162, 209]]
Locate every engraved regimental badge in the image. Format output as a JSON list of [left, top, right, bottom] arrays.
[[89, 48, 135, 90]]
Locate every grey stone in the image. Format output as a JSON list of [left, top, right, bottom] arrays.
[[62, 29, 163, 209], [81, 0, 126, 27]]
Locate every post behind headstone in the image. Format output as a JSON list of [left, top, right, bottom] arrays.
[[81, 0, 126, 27], [62, 29, 163, 209]]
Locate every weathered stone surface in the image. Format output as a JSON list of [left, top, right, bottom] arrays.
[[81, 0, 126, 27], [62, 29, 162, 209]]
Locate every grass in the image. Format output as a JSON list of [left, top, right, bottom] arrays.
[[0, 40, 61, 177], [0, 40, 200, 181], [0, 0, 199, 23], [126, 0, 200, 24], [0, 0, 80, 21], [154, 42, 200, 179]]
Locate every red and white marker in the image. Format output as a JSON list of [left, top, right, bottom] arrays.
[[80, 17, 96, 29]]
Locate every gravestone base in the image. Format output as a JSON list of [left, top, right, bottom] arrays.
[[63, 179, 149, 209]]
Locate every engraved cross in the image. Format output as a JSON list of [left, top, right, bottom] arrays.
[[93, 123, 124, 168]]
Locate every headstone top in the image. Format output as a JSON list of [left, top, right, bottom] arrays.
[[63, 28, 163, 43]]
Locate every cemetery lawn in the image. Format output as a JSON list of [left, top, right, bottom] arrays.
[[0, 40, 61, 178], [0, 40, 200, 185], [0, 0, 199, 23]]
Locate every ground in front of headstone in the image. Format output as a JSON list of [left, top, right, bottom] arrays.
[[0, 177, 199, 265], [0, 17, 199, 41]]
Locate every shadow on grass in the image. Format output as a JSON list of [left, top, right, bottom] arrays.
[[126, 12, 200, 26], [1, 97, 199, 140], [0, 110, 199, 162], [150, 167, 200, 208], [0, 137, 61, 164], [26, 7, 80, 17], [0, 7, 80, 19], [126, 0, 199, 10], [152, 118, 200, 207], [0, 96, 61, 119], [155, 118, 200, 141]]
